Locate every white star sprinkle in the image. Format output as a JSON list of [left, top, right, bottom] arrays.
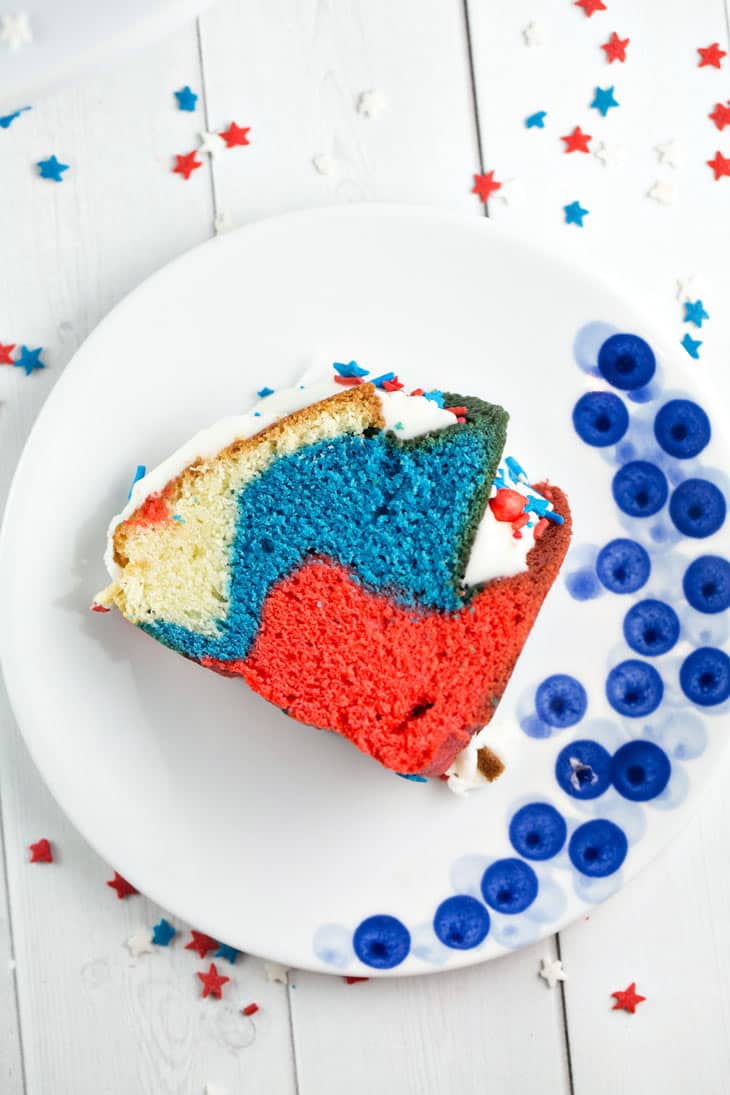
[[264, 960, 290, 984], [648, 180, 675, 205], [198, 131, 225, 158], [312, 153, 337, 176], [492, 178, 521, 206], [126, 929, 154, 958], [539, 957, 566, 989], [522, 21, 545, 47], [214, 209, 234, 235], [594, 141, 626, 168], [204, 1085, 229, 1095], [0, 12, 32, 49], [357, 90, 386, 119], [676, 274, 702, 301], [656, 140, 681, 168]]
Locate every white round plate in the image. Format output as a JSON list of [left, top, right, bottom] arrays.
[[2, 206, 729, 976]]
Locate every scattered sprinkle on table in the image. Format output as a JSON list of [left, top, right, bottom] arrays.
[[656, 139, 681, 167], [173, 151, 202, 180], [594, 140, 625, 167], [707, 150, 730, 179], [601, 32, 629, 63], [127, 930, 154, 957], [471, 170, 502, 202], [525, 110, 547, 129], [0, 105, 30, 129], [242, 1002, 260, 1016], [185, 931, 219, 958], [357, 89, 386, 118], [106, 871, 138, 899], [611, 981, 646, 1013], [681, 332, 702, 359], [538, 957, 566, 988], [0, 343, 16, 364], [492, 178, 520, 205], [575, 0, 606, 14], [214, 209, 234, 235], [564, 200, 589, 226], [697, 42, 726, 69], [28, 838, 53, 863], [152, 918, 176, 946], [204, 1084, 229, 1095], [36, 155, 69, 182], [344, 976, 369, 984], [174, 85, 198, 111], [15, 345, 44, 375], [198, 130, 225, 157], [522, 21, 545, 47], [647, 180, 674, 204], [677, 273, 701, 300], [219, 121, 251, 148], [264, 960, 289, 983], [562, 126, 592, 153], [709, 101, 730, 130], [0, 12, 32, 49], [591, 86, 619, 115], [684, 299, 709, 326], [312, 153, 337, 175], [214, 944, 240, 964], [197, 962, 230, 999]]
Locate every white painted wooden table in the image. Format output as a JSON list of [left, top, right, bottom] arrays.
[[1, 2, 730, 1092]]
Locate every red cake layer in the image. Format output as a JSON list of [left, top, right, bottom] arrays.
[[202, 485, 571, 776]]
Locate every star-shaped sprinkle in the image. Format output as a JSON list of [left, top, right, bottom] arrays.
[[0, 105, 30, 129], [472, 170, 502, 202], [0, 343, 16, 364], [591, 86, 619, 116], [198, 130, 225, 157], [214, 943, 240, 964], [173, 151, 202, 180], [707, 150, 730, 180], [29, 838, 53, 863], [357, 89, 386, 118], [698, 42, 726, 69], [312, 153, 337, 175], [214, 209, 234, 235], [564, 200, 589, 226], [684, 299, 709, 327], [152, 918, 176, 946], [14, 345, 44, 375], [492, 178, 521, 205], [539, 957, 567, 988], [127, 929, 154, 957], [219, 121, 251, 148], [656, 139, 681, 167], [612, 982, 646, 1013], [647, 180, 674, 205], [709, 101, 730, 130], [257, 386, 274, 397], [106, 872, 138, 899], [197, 963, 230, 999], [575, 0, 606, 14], [185, 930, 219, 958], [522, 21, 545, 47], [242, 1002, 260, 1016], [562, 126, 592, 153], [37, 155, 69, 182], [264, 960, 289, 983], [681, 333, 702, 359], [526, 110, 547, 129], [602, 32, 629, 63], [0, 12, 32, 49], [677, 274, 702, 301], [174, 85, 198, 111], [334, 360, 369, 378], [594, 140, 626, 167]]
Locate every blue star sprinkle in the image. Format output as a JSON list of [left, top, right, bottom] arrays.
[[152, 918, 176, 946], [370, 371, 396, 387], [128, 464, 146, 500], [36, 155, 69, 182], [214, 943, 240, 964], [423, 390, 444, 407], [564, 200, 589, 227], [333, 360, 369, 378], [174, 86, 198, 112], [14, 345, 45, 375], [681, 333, 702, 359], [257, 386, 274, 398], [0, 106, 31, 129], [396, 773, 428, 782], [591, 86, 619, 117], [526, 110, 547, 129], [684, 299, 709, 327]]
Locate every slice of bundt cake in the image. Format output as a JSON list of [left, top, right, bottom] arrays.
[[96, 368, 571, 777]]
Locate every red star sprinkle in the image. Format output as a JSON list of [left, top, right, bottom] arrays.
[[334, 375, 363, 386], [29, 838, 53, 863], [561, 126, 592, 153], [698, 42, 726, 68], [219, 122, 251, 148], [173, 151, 202, 180], [612, 982, 646, 1014], [242, 1002, 260, 1015], [707, 150, 730, 179], [601, 32, 630, 63], [709, 101, 730, 130], [197, 962, 230, 999], [471, 170, 502, 203], [185, 930, 219, 958], [381, 378, 404, 392], [0, 343, 15, 364], [106, 871, 138, 899], [91, 602, 111, 613], [575, 0, 606, 15], [344, 976, 369, 984]]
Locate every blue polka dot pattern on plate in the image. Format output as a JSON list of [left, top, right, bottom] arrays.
[[669, 479, 726, 538], [680, 647, 730, 706], [623, 599, 680, 656], [481, 858, 538, 914], [654, 399, 711, 459], [568, 818, 628, 877], [432, 895, 490, 950], [598, 333, 656, 391], [683, 556, 730, 614], [606, 659, 664, 717], [573, 392, 629, 447], [555, 739, 613, 799], [352, 914, 411, 969], [611, 740, 671, 801], [565, 566, 603, 601], [612, 461, 668, 518], [596, 538, 651, 593], [535, 674, 587, 728], [509, 803, 567, 860]]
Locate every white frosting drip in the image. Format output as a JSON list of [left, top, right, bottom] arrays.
[[462, 471, 556, 587]]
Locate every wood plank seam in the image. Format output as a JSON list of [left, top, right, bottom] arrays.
[[195, 16, 220, 229], [0, 785, 27, 1095]]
